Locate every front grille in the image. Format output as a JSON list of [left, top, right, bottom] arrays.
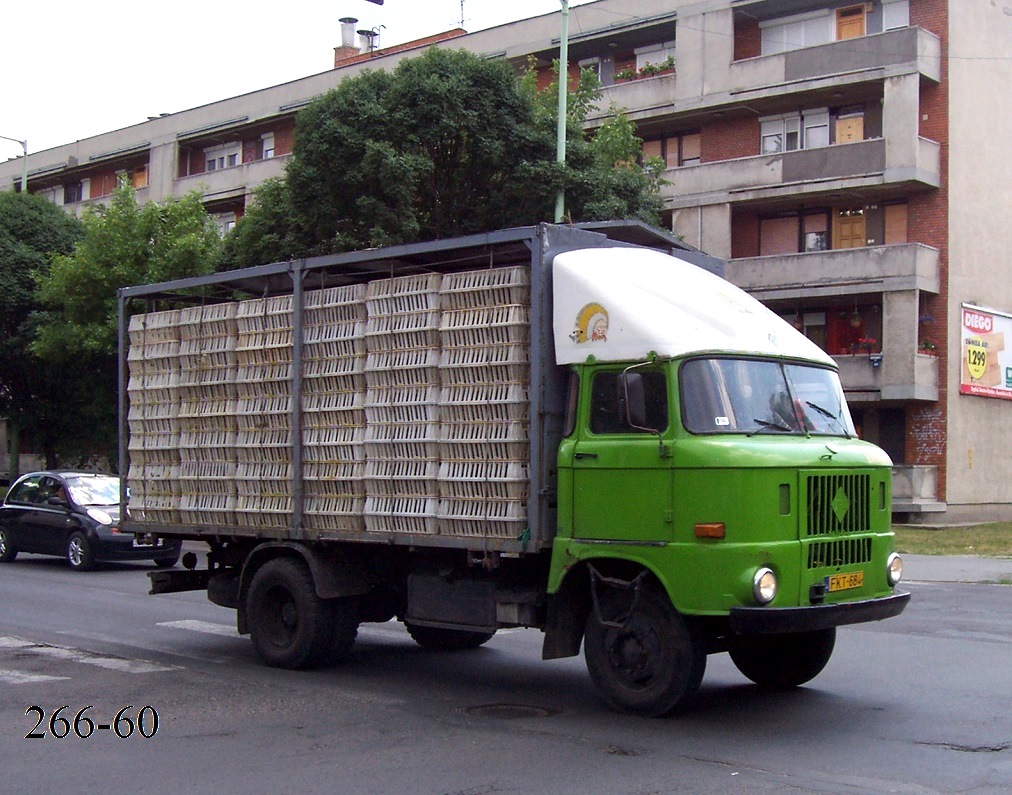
[[807, 537, 873, 569], [805, 472, 871, 536]]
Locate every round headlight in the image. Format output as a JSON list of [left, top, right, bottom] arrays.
[[752, 567, 778, 605], [87, 508, 113, 526], [886, 552, 903, 586]]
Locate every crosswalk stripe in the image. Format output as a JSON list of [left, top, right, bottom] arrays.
[[0, 636, 176, 674], [157, 620, 238, 637], [0, 668, 69, 685]]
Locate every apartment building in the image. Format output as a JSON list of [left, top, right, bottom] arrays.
[[2, 0, 1009, 521]]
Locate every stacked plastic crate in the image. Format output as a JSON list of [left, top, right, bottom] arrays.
[[126, 309, 182, 523], [302, 285, 368, 532], [234, 295, 294, 529], [437, 267, 531, 538], [363, 274, 443, 535], [177, 303, 238, 526]]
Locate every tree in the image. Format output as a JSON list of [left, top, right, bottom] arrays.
[[227, 48, 663, 265], [31, 185, 222, 469], [0, 192, 84, 475]]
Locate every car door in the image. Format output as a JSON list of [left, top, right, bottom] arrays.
[[23, 475, 75, 555], [1, 474, 45, 552], [571, 369, 673, 543]]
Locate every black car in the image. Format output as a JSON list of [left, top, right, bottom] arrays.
[[0, 471, 181, 571]]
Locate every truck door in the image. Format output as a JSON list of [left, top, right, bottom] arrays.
[[571, 369, 673, 543]]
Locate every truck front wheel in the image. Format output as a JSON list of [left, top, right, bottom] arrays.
[[728, 627, 836, 690], [583, 585, 706, 717], [247, 558, 333, 669], [405, 623, 495, 651]]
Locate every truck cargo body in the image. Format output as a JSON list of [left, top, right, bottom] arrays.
[[118, 223, 908, 716]]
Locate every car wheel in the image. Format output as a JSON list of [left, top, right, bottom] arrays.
[[66, 531, 96, 572], [153, 552, 180, 569], [405, 624, 495, 651], [246, 558, 333, 670], [0, 527, 18, 563], [584, 584, 706, 717]]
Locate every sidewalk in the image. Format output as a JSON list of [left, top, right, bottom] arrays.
[[903, 553, 1012, 584]]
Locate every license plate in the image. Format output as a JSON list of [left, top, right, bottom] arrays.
[[826, 571, 863, 592], [132, 536, 162, 548]]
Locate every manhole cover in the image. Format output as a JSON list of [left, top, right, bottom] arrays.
[[462, 703, 559, 720]]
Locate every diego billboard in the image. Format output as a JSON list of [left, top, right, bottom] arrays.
[[960, 304, 1012, 400]]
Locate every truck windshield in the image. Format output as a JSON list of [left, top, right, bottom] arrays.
[[680, 358, 856, 437]]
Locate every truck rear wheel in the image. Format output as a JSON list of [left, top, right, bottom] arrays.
[[728, 627, 836, 690], [583, 585, 705, 717], [405, 623, 495, 651], [247, 558, 333, 669]]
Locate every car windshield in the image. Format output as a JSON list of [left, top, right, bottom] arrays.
[[66, 475, 120, 507], [680, 357, 856, 437]]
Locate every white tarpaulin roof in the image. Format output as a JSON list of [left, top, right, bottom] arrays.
[[552, 247, 835, 367]]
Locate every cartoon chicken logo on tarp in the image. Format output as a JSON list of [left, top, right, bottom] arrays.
[[571, 303, 609, 343]]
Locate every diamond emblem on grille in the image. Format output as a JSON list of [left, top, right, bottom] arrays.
[[831, 487, 851, 523]]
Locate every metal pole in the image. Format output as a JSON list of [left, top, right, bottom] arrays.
[[554, 0, 569, 223], [0, 135, 28, 193]]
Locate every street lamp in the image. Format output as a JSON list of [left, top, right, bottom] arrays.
[[0, 135, 28, 193], [555, 1, 569, 223]]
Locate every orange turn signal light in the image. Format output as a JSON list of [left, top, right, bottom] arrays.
[[694, 522, 726, 539]]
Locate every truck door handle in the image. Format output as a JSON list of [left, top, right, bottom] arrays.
[[574, 452, 598, 460]]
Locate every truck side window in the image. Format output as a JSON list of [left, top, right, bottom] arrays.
[[589, 371, 668, 435]]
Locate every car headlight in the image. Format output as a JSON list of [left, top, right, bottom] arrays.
[[886, 552, 903, 586], [86, 508, 113, 525], [752, 567, 778, 605]]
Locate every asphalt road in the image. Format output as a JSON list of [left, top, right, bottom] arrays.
[[1, 553, 1010, 794]]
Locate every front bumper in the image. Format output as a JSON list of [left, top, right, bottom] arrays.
[[729, 591, 910, 634]]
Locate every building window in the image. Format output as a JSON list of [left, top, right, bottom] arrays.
[[578, 57, 602, 81], [760, 10, 832, 55], [63, 182, 83, 204], [882, 0, 910, 31], [642, 131, 700, 168], [132, 165, 148, 189], [261, 133, 275, 160], [635, 40, 676, 71], [204, 142, 241, 173], [761, 109, 829, 153]]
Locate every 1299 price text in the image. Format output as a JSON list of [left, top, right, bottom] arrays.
[[25, 705, 159, 739]]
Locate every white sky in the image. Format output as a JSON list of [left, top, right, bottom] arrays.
[[2, 1, 594, 158]]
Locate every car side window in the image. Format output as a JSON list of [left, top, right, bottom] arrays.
[[7, 475, 43, 505]]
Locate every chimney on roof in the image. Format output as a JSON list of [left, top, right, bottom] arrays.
[[334, 16, 359, 67]]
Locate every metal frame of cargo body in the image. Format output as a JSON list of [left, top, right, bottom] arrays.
[[118, 222, 719, 554]]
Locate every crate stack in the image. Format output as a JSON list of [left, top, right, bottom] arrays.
[[177, 303, 238, 526], [302, 285, 368, 532], [363, 274, 443, 535], [234, 296, 294, 530], [437, 267, 531, 539], [126, 309, 182, 524]]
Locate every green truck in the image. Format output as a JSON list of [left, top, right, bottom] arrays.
[[119, 223, 908, 716]]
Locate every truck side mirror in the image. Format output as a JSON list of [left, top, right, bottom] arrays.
[[621, 372, 649, 429]]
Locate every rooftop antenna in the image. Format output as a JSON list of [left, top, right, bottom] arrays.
[[459, 0, 465, 28]]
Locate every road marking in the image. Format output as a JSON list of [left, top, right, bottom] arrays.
[[157, 620, 238, 637], [0, 635, 176, 674], [0, 668, 69, 685]]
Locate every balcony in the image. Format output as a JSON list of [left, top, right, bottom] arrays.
[[661, 137, 939, 208], [727, 244, 941, 302], [587, 72, 677, 124], [836, 349, 938, 403], [730, 27, 941, 98], [175, 155, 289, 201]]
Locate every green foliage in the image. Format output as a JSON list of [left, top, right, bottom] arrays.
[[34, 185, 221, 358], [0, 192, 85, 471], [231, 48, 664, 263]]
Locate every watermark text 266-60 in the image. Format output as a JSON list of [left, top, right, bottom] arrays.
[[25, 706, 159, 738]]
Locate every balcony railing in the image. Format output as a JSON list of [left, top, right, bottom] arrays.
[[175, 154, 289, 199], [891, 465, 945, 514], [835, 349, 938, 403], [727, 244, 940, 301]]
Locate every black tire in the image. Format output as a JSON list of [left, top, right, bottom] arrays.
[[327, 597, 361, 663], [66, 531, 96, 572], [153, 552, 180, 569], [584, 585, 706, 717], [0, 527, 18, 563], [405, 623, 496, 651], [246, 558, 333, 669], [728, 628, 836, 690]]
